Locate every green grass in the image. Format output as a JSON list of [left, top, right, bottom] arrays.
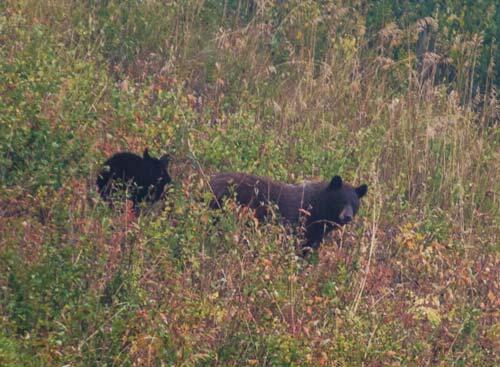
[[1, 1, 498, 366]]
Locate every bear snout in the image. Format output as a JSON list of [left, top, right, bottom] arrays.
[[341, 215, 352, 224], [339, 206, 354, 224]]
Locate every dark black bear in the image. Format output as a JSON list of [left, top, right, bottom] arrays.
[[209, 172, 368, 251], [96, 149, 171, 210]]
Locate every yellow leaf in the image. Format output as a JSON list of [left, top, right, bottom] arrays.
[[487, 291, 496, 303], [422, 307, 441, 327]]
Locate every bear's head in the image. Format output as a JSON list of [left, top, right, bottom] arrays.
[[321, 175, 367, 225], [143, 148, 171, 198], [306, 175, 367, 245], [326, 176, 368, 225]]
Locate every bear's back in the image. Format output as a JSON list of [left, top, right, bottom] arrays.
[[209, 172, 326, 223], [104, 152, 143, 176], [275, 181, 326, 223], [104, 152, 161, 186]]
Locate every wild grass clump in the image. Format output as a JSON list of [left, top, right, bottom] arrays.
[[1, 1, 498, 366]]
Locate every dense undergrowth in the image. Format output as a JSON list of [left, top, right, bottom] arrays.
[[1, 1, 499, 366]]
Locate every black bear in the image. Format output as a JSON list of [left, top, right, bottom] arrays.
[[96, 149, 171, 210], [209, 172, 368, 251]]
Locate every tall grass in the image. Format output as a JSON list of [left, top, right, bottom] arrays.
[[1, 1, 498, 366]]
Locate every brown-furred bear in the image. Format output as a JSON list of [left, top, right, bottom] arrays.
[[96, 149, 171, 210], [209, 172, 368, 251]]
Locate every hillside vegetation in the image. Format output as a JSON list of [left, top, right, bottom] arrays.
[[1, 1, 499, 366]]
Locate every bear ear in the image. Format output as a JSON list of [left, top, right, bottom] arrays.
[[328, 175, 343, 191], [355, 184, 368, 198], [159, 154, 170, 167], [143, 148, 151, 160]]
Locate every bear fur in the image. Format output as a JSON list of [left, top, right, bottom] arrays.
[[209, 172, 368, 250], [96, 149, 171, 210]]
